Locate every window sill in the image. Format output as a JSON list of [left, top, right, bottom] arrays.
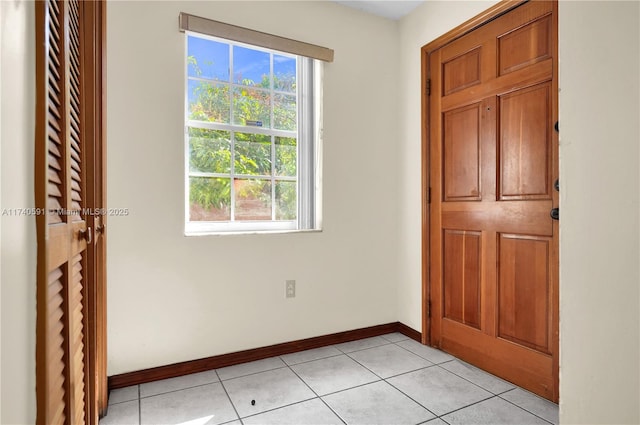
[[184, 228, 322, 237]]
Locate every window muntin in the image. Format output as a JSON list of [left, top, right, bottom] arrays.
[[185, 32, 316, 234]]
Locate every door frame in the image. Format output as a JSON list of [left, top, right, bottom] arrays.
[[421, 0, 527, 345], [82, 0, 108, 415]]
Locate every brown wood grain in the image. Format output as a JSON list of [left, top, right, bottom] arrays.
[[443, 48, 481, 96], [499, 83, 552, 199], [81, 0, 108, 419], [498, 234, 551, 353], [443, 104, 481, 201], [441, 318, 554, 397], [499, 15, 552, 75], [421, 48, 431, 346], [443, 230, 482, 328]]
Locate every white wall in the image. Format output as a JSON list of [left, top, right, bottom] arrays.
[[107, 1, 401, 375], [0, 1, 37, 423], [558, 2, 639, 423], [397, 1, 640, 423], [0, 3, 3, 421]]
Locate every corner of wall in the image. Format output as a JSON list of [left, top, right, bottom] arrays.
[[0, 0, 37, 423]]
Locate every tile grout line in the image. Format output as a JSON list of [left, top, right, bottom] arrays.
[[432, 361, 513, 396], [340, 341, 439, 420], [396, 340, 557, 419], [315, 376, 384, 398], [216, 369, 244, 424], [106, 389, 140, 406], [245, 342, 521, 419], [434, 394, 499, 420], [381, 340, 523, 422], [497, 393, 558, 425], [138, 378, 223, 400], [237, 396, 320, 422], [281, 351, 344, 367], [119, 334, 556, 425], [400, 344, 558, 422], [370, 345, 440, 420], [342, 338, 433, 378], [218, 364, 318, 422], [379, 334, 411, 344], [438, 392, 557, 424], [282, 356, 348, 425], [381, 378, 439, 420], [137, 384, 141, 425], [495, 387, 518, 396], [439, 416, 453, 425], [121, 336, 411, 403], [393, 340, 458, 365], [371, 362, 438, 380], [343, 340, 438, 382], [219, 363, 289, 383], [333, 337, 394, 355], [390, 353, 544, 421]]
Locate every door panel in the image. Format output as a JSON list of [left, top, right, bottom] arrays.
[[497, 234, 551, 353], [36, 0, 107, 423], [443, 104, 481, 200], [498, 15, 552, 75], [443, 230, 482, 328], [499, 84, 552, 199], [426, 0, 558, 401], [442, 48, 482, 95], [37, 1, 90, 422]]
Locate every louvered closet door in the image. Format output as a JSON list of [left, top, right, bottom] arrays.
[[36, 0, 90, 423]]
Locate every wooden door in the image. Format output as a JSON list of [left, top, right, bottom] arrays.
[[425, 1, 559, 401], [35, 0, 107, 423], [81, 0, 109, 416]]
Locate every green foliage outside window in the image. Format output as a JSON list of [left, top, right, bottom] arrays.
[[187, 55, 297, 222]]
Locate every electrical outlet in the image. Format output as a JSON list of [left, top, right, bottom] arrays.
[[285, 280, 296, 298]]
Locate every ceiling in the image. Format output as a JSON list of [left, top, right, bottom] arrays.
[[332, 1, 425, 20]]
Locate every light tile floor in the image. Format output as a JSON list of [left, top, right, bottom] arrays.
[[100, 333, 558, 425]]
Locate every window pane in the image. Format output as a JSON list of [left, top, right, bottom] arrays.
[[233, 46, 270, 88], [189, 128, 231, 174], [274, 94, 296, 131], [234, 133, 271, 176], [189, 177, 231, 221], [188, 80, 230, 123], [234, 179, 271, 220], [233, 87, 270, 128], [275, 181, 297, 220], [274, 55, 296, 92], [187, 36, 229, 81], [275, 137, 297, 177]]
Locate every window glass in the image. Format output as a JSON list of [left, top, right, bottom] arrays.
[[185, 32, 317, 233]]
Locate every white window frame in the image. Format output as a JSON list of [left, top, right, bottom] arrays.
[[184, 31, 321, 235]]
